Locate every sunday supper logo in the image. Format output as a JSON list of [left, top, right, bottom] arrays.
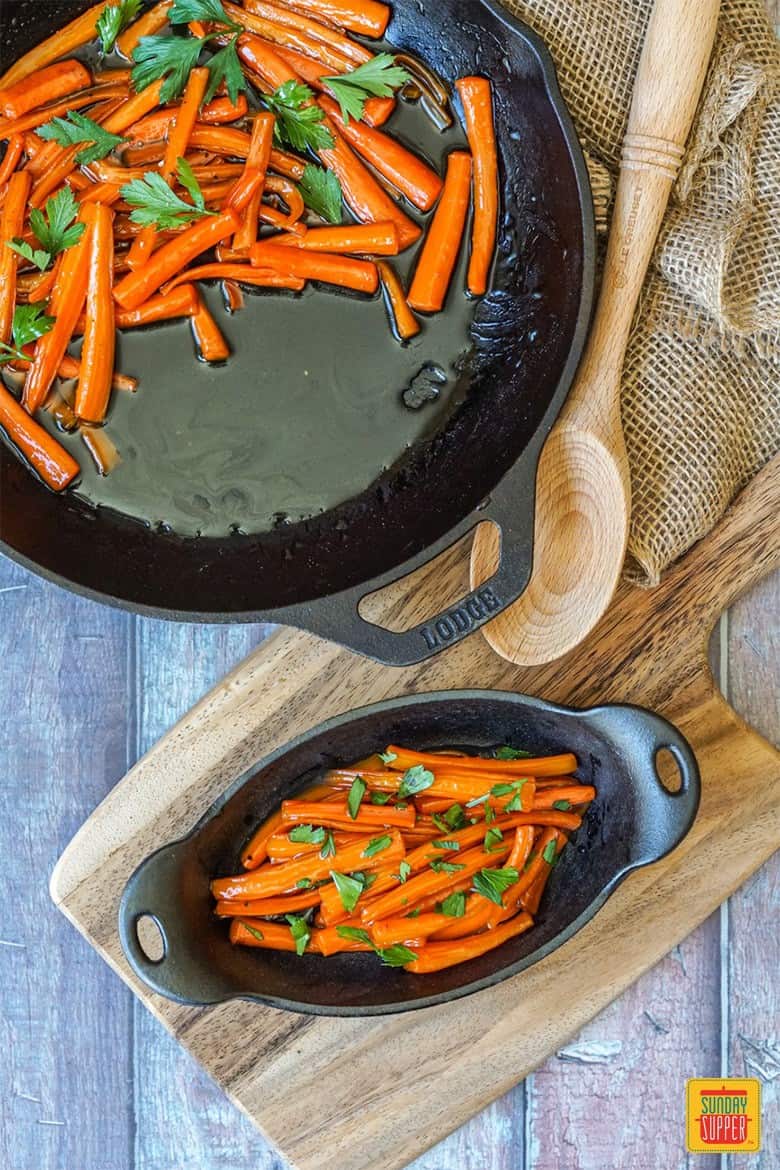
[[686, 1079, 761, 1154]]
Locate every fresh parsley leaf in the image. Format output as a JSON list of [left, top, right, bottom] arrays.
[[542, 839, 558, 865], [347, 775, 366, 820], [439, 891, 466, 918], [523, 852, 537, 873], [330, 870, 365, 913], [243, 922, 265, 942], [494, 745, 532, 760], [324, 53, 411, 123], [552, 799, 571, 811], [263, 81, 334, 153], [96, 0, 142, 54], [443, 803, 467, 830], [490, 783, 517, 797], [484, 826, 504, 853], [376, 943, 417, 967], [398, 764, 434, 799], [288, 825, 326, 845], [169, 0, 240, 27], [505, 791, 525, 813], [336, 925, 372, 946], [296, 878, 313, 889], [319, 830, 336, 859], [351, 871, 377, 892], [406, 909, 421, 918], [298, 164, 343, 224], [37, 110, 126, 166], [0, 304, 56, 365], [379, 750, 397, 765], [285, 914, 310, 956], [429, 859, 465, 874], [472, 866, 519, 906], [203, 35, 247, 105], [370, 791, 393, 805], [396, 860, 411, 884], [6, 239, 51, 272], [23, 188, 85, 266], [121, 161, 214, 229], [132, 33, 207, 102], [362, 834, 392, 859], [432, 839, 460, 852]]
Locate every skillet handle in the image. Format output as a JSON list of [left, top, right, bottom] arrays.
[[280, 502, 535, 666]]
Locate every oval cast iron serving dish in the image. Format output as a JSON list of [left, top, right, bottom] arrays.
[[120, 691, 700, 1015], [0, 1, 595, 664]]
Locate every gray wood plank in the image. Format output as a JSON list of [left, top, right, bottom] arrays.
[[130, 618, 282, 1170], [0, 558, 134, 1170], [411, 1088, 525, 1170]]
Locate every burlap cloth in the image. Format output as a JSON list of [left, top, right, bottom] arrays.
[[502, 0, 780, 585]]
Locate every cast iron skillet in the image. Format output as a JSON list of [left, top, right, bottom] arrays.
[[0, 1, 595, 665], [119, 691, 700, 1015]]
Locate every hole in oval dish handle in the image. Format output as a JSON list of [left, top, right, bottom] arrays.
[[135, 913, 167, 965], [654, 747, 683, 794]]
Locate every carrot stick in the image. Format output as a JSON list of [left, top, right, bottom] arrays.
[[249, 242, 378, 293], [429, 893, 497, 940], [190, 295, 230, 362], [408, 150, 472, 313], [58, 353, 138, 393], [319, 96, 442, 212], [269, 148, 307, 180], [273, 45, 394, 126], [262, 173, 306, 225], [215, 829, 405, 901], [0, 137, 24, 186], [29, 145, 82, 209], [0, 3, 105, 89], [80, 426, 121, 476], [241, 0, 372, 66], [0, 82, 129, 138], [188, 124, 253, 158], [370, 911, 458, 949], [225, 2, 366, 70], [102, 80, 167, 135], [215, 889, 322, 917], [280, 798, 415, 829], [317, 130, 421, 250], [0, 60, 92, 119], [75, 181, 123, 206], [126, 96, 249, 144], [0, 171, 31, 343], [23, 212, 92, 413], [233, 112, 275, 251], [241, 809, 287, 870], [314, 924, 375, 956], [112, 284, 200, 328], [485, 826, 535, 927], [533, 785, 596, 810], [162, 263, 305, 293], [384, 748, 578, 777], [113, 208, 240, 310], [17, 266, 57, 304], [229, 918, 316, 952], [455, 77, 498, 296], [224, 167, 265, 213], [266, 830, 370, 861], [221, 279, 244, 312], [0, 382, 80, 491], [116, 0, 173, 60], [521, 831, 567, 915], [237, 33, 302, 90], [404, 912, 533, 973], [361, 843, 511, 924], [272, 0, 390, 38], [377, 260, 420, 341], [327, 768, 536, 808], [74, 204, 115, 424], [273, 222, 399, 255]]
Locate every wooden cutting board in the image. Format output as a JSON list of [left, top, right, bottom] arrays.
[[51, 455, 780, 1170]]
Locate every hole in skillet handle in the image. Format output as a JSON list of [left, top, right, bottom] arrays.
[[135, 914, 167, 965]]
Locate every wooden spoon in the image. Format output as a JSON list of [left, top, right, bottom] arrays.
[[471, 0, 721, 665]]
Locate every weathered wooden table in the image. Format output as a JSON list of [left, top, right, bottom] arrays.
[[1, 7, 778, 1167]]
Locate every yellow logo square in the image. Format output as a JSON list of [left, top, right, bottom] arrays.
[[686, 1079, 761, 1153]]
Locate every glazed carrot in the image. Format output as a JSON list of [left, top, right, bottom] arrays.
[[188, 124, 253, 158], [408, 150, 472, 313], [215, 889, 322, 917], [378, 261, 420, 341], [317, 131, 421, 250], [126, 96, 249, 144], [314, 924, 375, 956], [404, 912, 533, 973], [233, 113, 275, 251], [163, 263, 305, 293], [93, 67, 133, 85], [0, 84, 129, 138], [116, 0, 173, 60], [29, 146, 81, 209], [225, 2, 367, 70], [455, 77, 499, 296], [58, 353, 138, 393], [485, 825, 535, 927], [327, 768, 536, 808], [237, 33, 302, 90], [274, 222, 399, 255], [113, 209, 241, 310], [225, 167, 265, 214], [280, 798, 415, 829], [320, 96, 442, 212], [533, 785, 596, 809], [361, 843, 511, 924], [23, 212, 92, 413], [430, 893, 497, 940], [242, 0, 372, 66], [0, 60, 92, 119], [241, 808, 287, 870], [81, 426, 121, 476], [273, 0, 390, 38], [0, 137, 23, 186], [0, 383, 80, 491], [250, 242, 378, 293], [521, 831, 567, 915], [213, 828, 405, 900], [370, 911, 458, 949], [269, 148, 307, 181], [190, 295, 230, 362], [17, 266, 57, 304], [221, 279, 245, 312], [0, 3, 104, 89], [384, 748, 578, 777], [75, 203, 116, 424], [111, 284, 200, 328], [229, 918, 316, 952], [262, 174, 306, 226], [102, 80, 167, 136], [273, 45, 394, 126], [75, 181, 122, 206], [266, 830, 369, 861], [0, 171, 31, 343]]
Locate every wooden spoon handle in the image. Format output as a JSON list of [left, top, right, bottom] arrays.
[[575, 0, 721, 411]]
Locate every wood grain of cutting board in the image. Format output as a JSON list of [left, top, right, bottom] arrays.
[[51, 455, 780, 1170]]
